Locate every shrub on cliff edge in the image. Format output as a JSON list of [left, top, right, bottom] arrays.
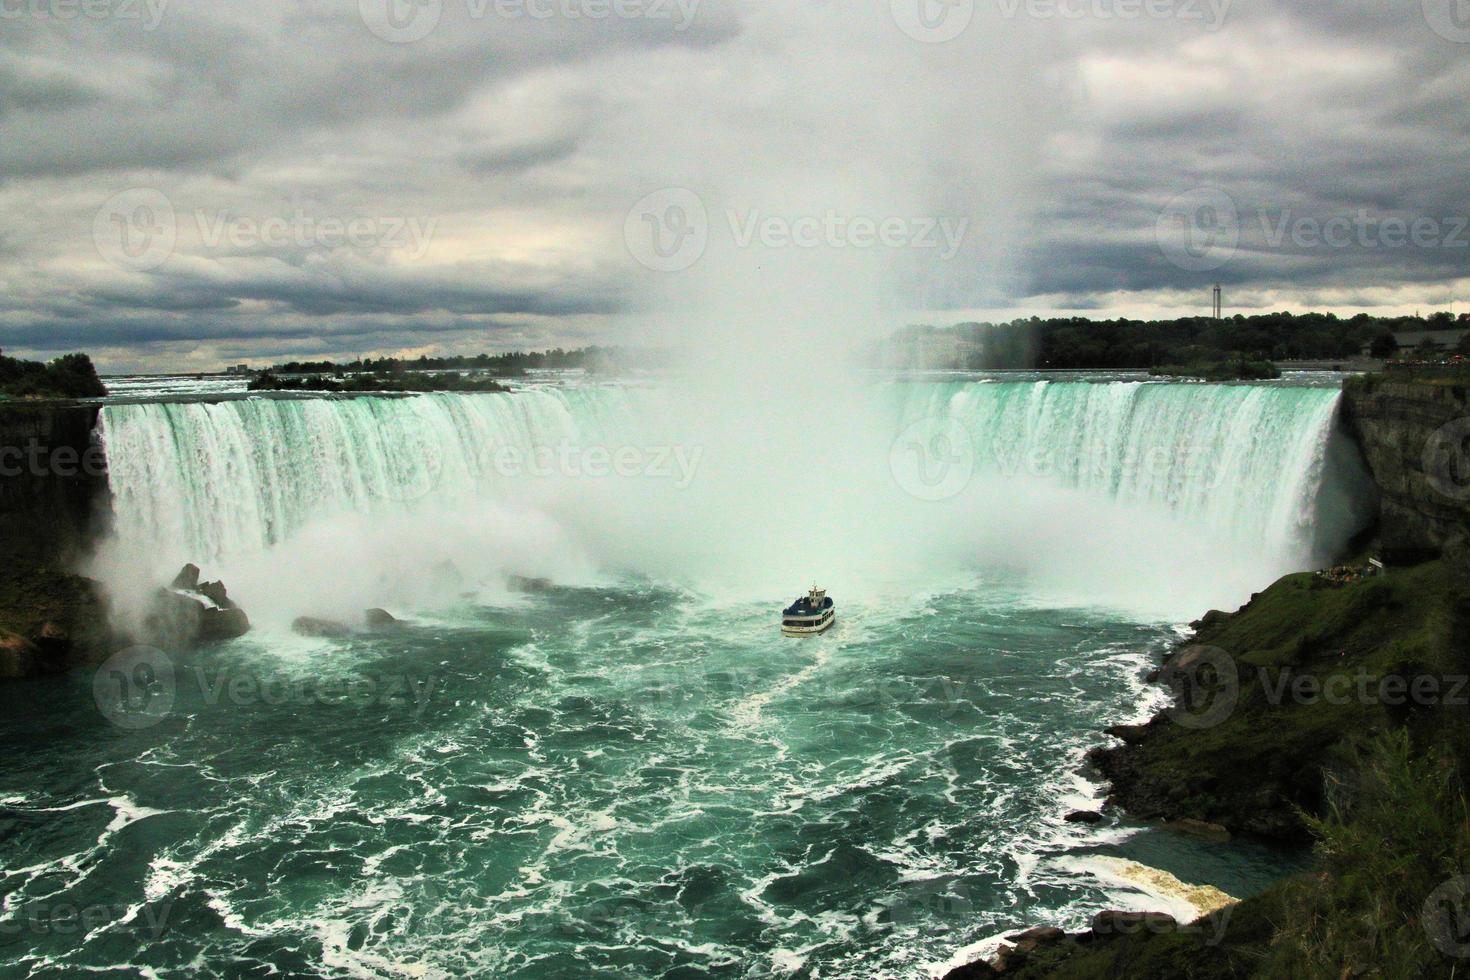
[[0, 352, 107, 399]]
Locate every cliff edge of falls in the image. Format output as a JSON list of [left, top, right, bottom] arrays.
[[1340, 375, 1470, 562], [0, 401, 112, 678]]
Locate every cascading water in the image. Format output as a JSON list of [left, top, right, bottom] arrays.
[[5, 377, 1372, 979], [97, 378, 1370, 623]]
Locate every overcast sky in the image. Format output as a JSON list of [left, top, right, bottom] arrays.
[[1, 0, 1467, 371]]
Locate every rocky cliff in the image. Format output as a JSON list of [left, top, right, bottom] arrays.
[[1341, 376, 1470, 563], [0, 401, 112, 677]]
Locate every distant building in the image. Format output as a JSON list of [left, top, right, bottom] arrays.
[[225, 364, 253, 375]]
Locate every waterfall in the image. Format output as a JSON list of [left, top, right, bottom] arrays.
[[886, 380, 1366, 560], [100, 388, 647, 563], [97, 380, 1372, 622]]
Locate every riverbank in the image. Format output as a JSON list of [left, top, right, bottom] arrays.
[[945, 549, 1470, 977], [944, 373, 1470, 977]]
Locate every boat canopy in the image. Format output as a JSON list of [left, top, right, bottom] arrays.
[[783, 595, 834, 616]]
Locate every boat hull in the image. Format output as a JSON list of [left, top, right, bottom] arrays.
[[781, 612, 834, 636]]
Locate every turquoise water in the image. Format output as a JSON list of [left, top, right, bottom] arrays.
[[0, 580, 1296, 978], [0, 379, 1353, 977]]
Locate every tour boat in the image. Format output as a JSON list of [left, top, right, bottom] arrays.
[[782, 586, 835, 636]]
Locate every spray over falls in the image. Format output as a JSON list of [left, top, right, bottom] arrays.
[[97, 379, 1371, 626]]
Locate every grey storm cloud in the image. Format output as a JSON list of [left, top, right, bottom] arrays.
[[0, 0, 1467, 370]]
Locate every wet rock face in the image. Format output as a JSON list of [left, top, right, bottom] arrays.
[[0, 403, 109, 567], [0, 403, 114, 677], [145, 566, 252, 650], [1341, 378, 1470, 563]]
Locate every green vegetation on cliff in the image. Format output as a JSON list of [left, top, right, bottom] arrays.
[[0, 353, 107, 399], [958, 555, 1470, 978]]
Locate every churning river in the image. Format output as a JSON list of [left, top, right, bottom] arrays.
[[0, 375, 1366, 978]]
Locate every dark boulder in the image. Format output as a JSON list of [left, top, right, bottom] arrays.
[[0, 629, 40, 679], [1089, 910, 1176, 938], [197, 580, 235, 609], [1161, 818, 1232, 843], [145, 567, 251, 649], [1189, 609, 1230, 632], [507, 575, 553, 593], [364, 608, 398, 628], [171, 563, 202, 591], [1064, 810, 1103, 824]]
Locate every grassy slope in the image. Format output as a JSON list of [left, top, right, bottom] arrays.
[[1091, 559, 1466, 842], [973, 556, 1470, 978]]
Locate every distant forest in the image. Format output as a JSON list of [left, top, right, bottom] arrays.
[[263, 346, 620, 377], [878, 311, 1470, 370]]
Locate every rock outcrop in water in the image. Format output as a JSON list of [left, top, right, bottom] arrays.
[[1341, 376, 1470, 562], [145, 565, 251, 649]]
